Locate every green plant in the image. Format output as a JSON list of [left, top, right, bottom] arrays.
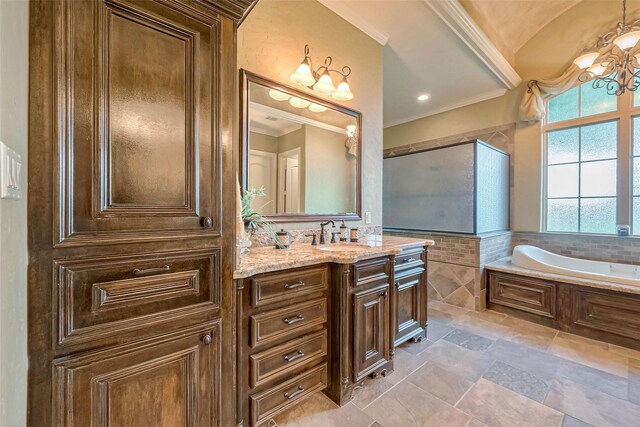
[[241, 187, 273, 234]]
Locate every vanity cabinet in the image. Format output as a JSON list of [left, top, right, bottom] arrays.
[[237, 265, 331, 426], [352, 284, 390, 381], [392, 246, 428, 345]]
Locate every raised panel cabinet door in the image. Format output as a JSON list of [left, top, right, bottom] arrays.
[[393, 272, 424, 345], [54, 0, 223, 246], [53, 322, 221, 427], [352, 284, 390, 382]]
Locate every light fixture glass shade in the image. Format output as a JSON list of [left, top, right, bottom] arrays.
[[289, 96, 311, 108], [573, 52, 600, 69], [268, 89, 291, 101], [290, 59, 316, 87], [313, 71, 336, 95], [614, 30, 640, 50], [332, 77, 354, 100], [309, 103, 327, 112], [346, 124, 357, 137], [587, 63, 608, 76]]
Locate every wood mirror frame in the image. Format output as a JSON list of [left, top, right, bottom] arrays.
[[240, 69, 362, 223]]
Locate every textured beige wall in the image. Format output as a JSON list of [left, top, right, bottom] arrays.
[[384, 0, 639, 232], [238, 0, 383, 229], [0, 0, 29, 425]]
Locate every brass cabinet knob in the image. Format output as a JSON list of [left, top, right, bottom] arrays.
[[202, 334, 212, 345], [200, 216, 213, 229]]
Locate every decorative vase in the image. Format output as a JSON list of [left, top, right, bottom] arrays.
[[239, 229, 252, 255]]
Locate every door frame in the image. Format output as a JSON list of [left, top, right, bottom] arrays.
[[277, 147, 301, 213]]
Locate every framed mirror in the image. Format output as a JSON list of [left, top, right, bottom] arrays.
[[240, 70, 362, 222]]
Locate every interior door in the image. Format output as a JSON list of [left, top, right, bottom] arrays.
[[278, 149, 301, 213], [352, 284, 390, 381], [249, 149, 277, 214], [54, 0, 222, 246]]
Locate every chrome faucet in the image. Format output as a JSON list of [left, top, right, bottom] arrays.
[[319, 220, 335, 245]]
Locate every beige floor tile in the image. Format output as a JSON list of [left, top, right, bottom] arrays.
[[421, 340, 495, 382], [363, 381, 471, 427], [428, 300, 471, 317], [500, 316, 558, 351], [407, 362, 474, 405], [428, 307, 456, 324], [272, 392, 375, 427], [350, 376, 398, 410], [465, 309, 508, 325], [391, 347, 430, 379], [548, 332, 629, 377], [449, 314, 516, 341], [545, 377, 640, 427], [465, 419, 490, 427], [456, 379, 564, 427]]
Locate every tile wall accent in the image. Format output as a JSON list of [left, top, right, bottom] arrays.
[[387, 231, 512, 311], [511, 232, 640, 265], [249, 225, 383, 247]]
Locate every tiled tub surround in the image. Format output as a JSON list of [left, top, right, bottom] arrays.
[[512, 232, 640, 265], [267, 300, 640, 427], [385, 231, 512, 311]]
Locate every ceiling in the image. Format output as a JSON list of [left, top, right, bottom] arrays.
[[317, 0, 529, 127], [460, 0, 581, 57]]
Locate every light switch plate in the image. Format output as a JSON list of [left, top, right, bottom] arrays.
[[365, 211, 371, 224], [0, 141, 22, 200]]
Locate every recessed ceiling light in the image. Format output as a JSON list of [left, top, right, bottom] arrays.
[[417, 94, 430, 101]]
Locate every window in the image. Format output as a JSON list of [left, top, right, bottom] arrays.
[[544, 80, 640, 234]]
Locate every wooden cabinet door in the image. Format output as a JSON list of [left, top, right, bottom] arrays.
[[54, 0, 224, 247], [352, 284, 389, 381], [53, 322, 220, 426], [393, 273, 424, 345]]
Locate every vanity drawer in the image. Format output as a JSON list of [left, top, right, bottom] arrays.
[[394, 248, 425, 273], [251, 363, 328, 426], [250, 330, 327, 388], [250, 298, 327, 348], [251, 265, 329, 308], [54, 249, 219, 348], [353, 257, 391, 287]]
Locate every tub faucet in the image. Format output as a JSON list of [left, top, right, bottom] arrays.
[[319, 220, 335, 244]]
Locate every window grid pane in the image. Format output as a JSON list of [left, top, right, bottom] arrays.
[[545, 112, 617, 234]]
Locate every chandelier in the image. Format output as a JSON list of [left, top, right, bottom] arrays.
[[574, 0, 640, 95], [289, 45, 354, 101]]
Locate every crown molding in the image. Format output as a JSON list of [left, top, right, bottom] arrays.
[[250, 102, 345, 135], [423, 0, 521, 89], [384, 88, 507, 128], [316, 0, 389, 45]]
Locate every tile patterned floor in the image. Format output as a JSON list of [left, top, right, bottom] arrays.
[[267, 300, 640, 427]]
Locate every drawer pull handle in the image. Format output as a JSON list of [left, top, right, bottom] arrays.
[[133, 265, 170, 275], [283, 314, 304, 325], [202, 334, 212, 345], [283, 350, 305, 362], [403, 257, 417, 263], [379, 290, 388, 298], [394, 281, 400, 288], [284, 386, 305, 399], [284, 281, 305, 290]]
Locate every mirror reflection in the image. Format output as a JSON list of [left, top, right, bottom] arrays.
[[247, 80, 359, 216]]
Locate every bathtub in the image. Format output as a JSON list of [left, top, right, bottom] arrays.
[[511, 245, 640, 287]]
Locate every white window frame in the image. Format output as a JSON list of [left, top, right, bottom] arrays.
[[542, 84, 640, 234]]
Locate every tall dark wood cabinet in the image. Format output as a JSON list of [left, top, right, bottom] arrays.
[[28, 0, 254, 425]]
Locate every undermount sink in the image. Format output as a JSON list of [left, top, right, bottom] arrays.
[[315, 245, 370, 252]]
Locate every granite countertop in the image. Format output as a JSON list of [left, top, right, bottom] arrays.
[[234, 235, 435, 279], [486, 257, 640, 296]]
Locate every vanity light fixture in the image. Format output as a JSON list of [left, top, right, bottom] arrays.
[[309, 103, 328, 113], [290, 44, 354, 101], [573, 0, 640, 95], [268, 89, 291, 101], [289, 96, 311, 109], [417, 94, 430, 101]]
